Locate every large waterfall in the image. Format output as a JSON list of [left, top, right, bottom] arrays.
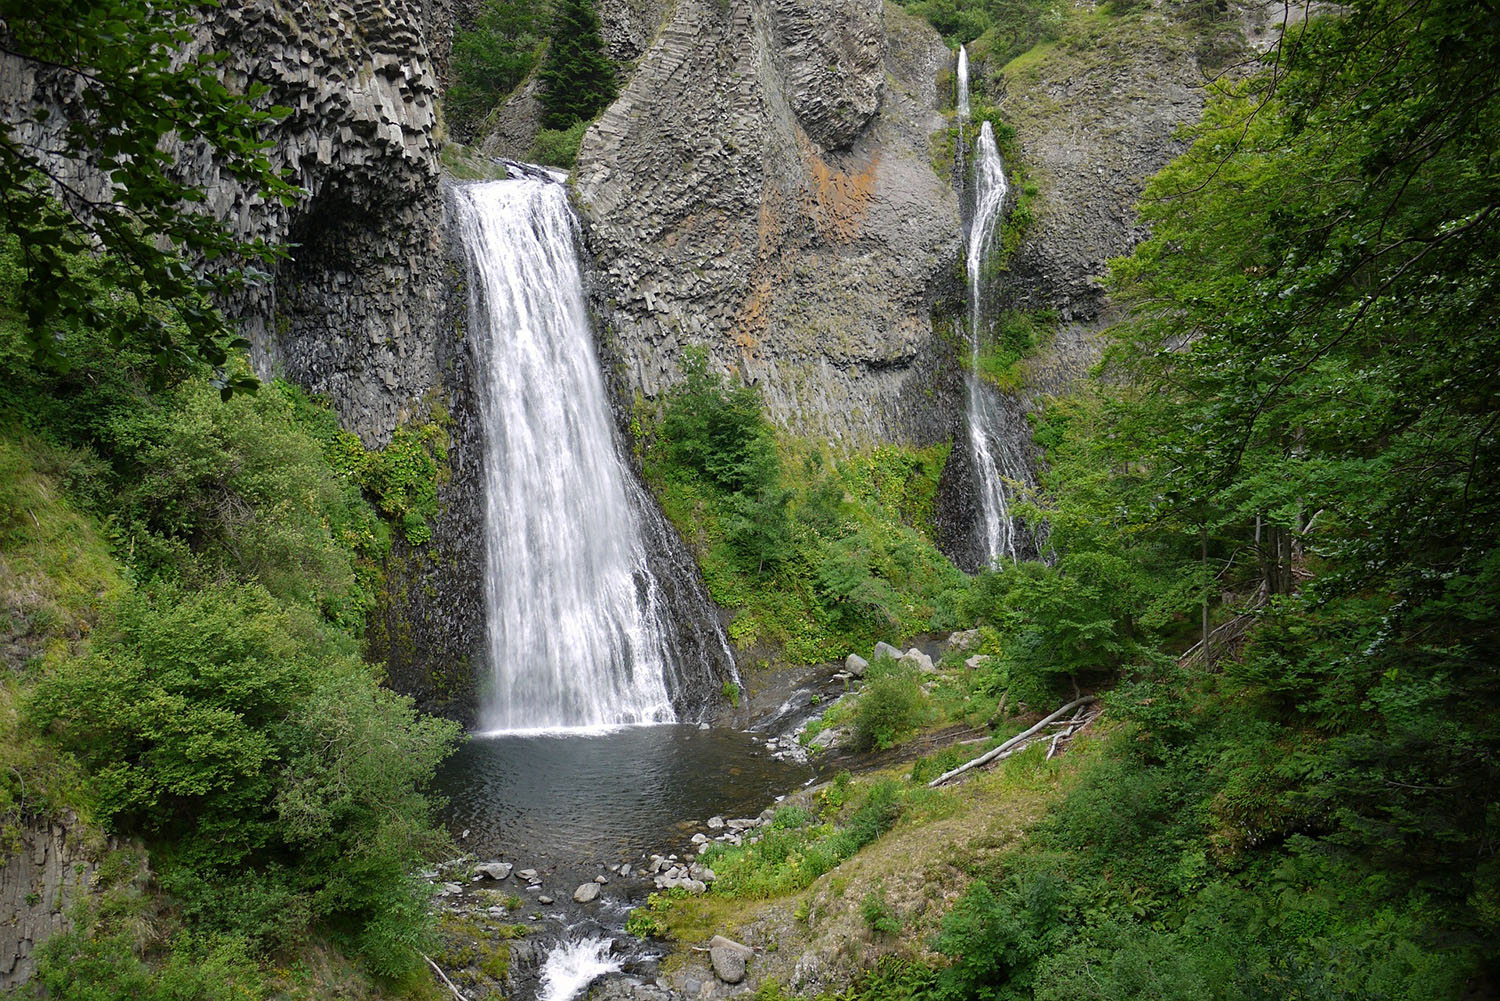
[[454, 176, 721, 732], [958, 56, 1038, 565]]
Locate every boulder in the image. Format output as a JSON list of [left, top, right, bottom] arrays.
[[845, 653, 869, 677], [901, 648, 936, 674], [517, 868, 539, 882], [873, 641, 902, 662], [709, 935, 754, 984], [707, 816, 725, 829], [472, 862, 512, 881], [965, 654, 993, 671], [944, 629, 981, 653], [573, 882, 601, 903]]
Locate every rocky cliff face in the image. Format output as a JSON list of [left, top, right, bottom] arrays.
[[2, 0, 454, 446], [932, 7, 1249, 564], [982, 8, 1258, 397], [216, 0, 453, 446], [0, 815, 100, 990], [574, 0, 963, 446]]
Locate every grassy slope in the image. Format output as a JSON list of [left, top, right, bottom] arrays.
[[650, 737, 1095, 991]]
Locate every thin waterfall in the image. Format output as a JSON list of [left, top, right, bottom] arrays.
[[956, 44, 970, 119], [454, 176, 710, 732], [956, 45, 969, 197], [959, 57, 1037, 565]]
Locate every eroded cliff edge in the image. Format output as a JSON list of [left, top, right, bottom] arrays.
[[574, 0, 963, 447]]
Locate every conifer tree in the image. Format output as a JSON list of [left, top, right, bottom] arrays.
[[536, 0, 617, 130]]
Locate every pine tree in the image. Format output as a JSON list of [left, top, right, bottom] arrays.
[[536, 0, 616, 130]]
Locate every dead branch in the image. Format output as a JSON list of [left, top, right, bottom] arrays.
[[928, 696, 1098, 787], [422, 953, 470, 1001]]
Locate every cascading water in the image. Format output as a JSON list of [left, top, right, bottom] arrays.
[[958, 57, 1038, 565], [454, 175, 717, 732], [537, 937, 623, 1001]]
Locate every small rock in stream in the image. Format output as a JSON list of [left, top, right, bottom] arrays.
[[573, 882, 601, 903]]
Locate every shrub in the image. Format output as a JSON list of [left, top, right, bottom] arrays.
[[852, 663, 929, 751], [862, 888, 902, 937], [529, 119, 590, 168], [25, 583, 461, 971]]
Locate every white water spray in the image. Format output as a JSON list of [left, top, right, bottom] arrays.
[[537, 937, 623, 1001], [454, 178, 687, 731]]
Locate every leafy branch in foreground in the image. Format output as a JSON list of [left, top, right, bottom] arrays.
[[0, 0, 299, 391]]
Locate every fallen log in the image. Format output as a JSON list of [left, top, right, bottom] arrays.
[[928, 696, 1098, 787], [423, 953, 470, 1001]]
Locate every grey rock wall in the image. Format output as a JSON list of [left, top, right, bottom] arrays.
[[0, 815, 99, 991], [1, 0, 454, 447], [574, 0, 963, 447], [218, 0, 452, 446]]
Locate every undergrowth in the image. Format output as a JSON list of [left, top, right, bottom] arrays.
[[638, 349, 969, 665]]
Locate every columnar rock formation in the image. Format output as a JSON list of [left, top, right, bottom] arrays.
[[575, 0, 962, 446], [0, 816, 100, 990], [1, 0, 453, 445]]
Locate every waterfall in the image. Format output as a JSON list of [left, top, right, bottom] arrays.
[[963, 120, 1038, 565], [454, 176, 718, 732], [956, 44, 970, 120]]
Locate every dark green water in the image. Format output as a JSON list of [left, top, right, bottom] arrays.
[[437, 724, 816, 881]]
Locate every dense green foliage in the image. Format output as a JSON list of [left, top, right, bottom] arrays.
[[859, 0, 1500, 996], [0, 0, 294, 391], [897, 0, 1062, 58], [529, 119, 591, 168], [27, 586, 456, 967], [0, 233, 459, 990], [446, 0, 549, 139], [642, 350, 968, 663], [536, 0, 616, 130], [698, 776, 907, 900], [850, 659, 931, 752]]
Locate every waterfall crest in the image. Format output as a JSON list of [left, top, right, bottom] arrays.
[[454, 177, 720, 732], [959, 58, 1039, 565]]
